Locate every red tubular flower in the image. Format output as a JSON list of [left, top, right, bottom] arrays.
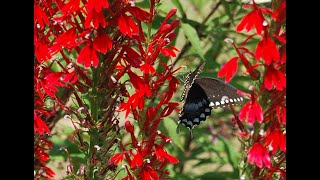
[[264, 129, 286, 154], [34, 111, 50, 134], [272, 1, 286, 23], [118, 14, 139, 37], [248, 142, 271, 168], [77, 44, 99, 68], [34, 5, 49, 29], [84, 10, 108, 29], [236, 1, 270, 35], [108, 152, 125, 166], [255, 36, 280, 65], [86, 0, 109, 13], [130, 151, 143, 168], [154, 144, 179, 164], [61, 0, 80, 15], [218, 57, 239, 83], [239, 95, 263, 124], [139, 165, 159, 180], [34, 41, 52, 63], [93, 32, 113, 54], [264, 67, 286, 91], [49, 28, 78, 55]]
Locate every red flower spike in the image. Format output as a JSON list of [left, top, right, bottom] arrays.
[[248, 142, 271, 168], [130, 151, 143, 168], [255, 36, 280, 65], [108, 152, 125, 165], [77, 44, 99, 68], [93, 33, 113, 54], [218, 57, 239, 83], [264, 129, 286, 154], [86, 0, 109, 13]]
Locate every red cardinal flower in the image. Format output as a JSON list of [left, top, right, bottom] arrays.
[[154, 144, 179, 164], [139, 166, 159, 180], [239, 93, 263, 124], [118, 14, 139, 37], [130, 151, 143, 168], [84, 10, 108, 29], [264, 129, 286, 154], [77, 44, 99, 68], [264, 67, 286, 91], [236, 1, 270, 35], [86, 0, 109, 13], [272, 1, 286, 23], [255, 36, 280, 65], [108, 152, 125, 166], [34, 111, 50, 134], [248, 142, 271, 168], [93, 32, 113, 54], [218, 57, 239, 83], [34, 5, 49, 29]]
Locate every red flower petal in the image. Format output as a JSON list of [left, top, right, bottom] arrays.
[[218, 57, 239, 83], [255, 37, 280, 65], [108, 152, 125, 165], [130, 151, 143, 168], [93, 33, 113, 54], [248, 143, 271, 168]]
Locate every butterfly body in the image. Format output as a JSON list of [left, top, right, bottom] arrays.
[[179, 62, 244, 129]]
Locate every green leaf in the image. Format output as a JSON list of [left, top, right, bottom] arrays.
[[172, 0, 186, 18], [162, 117, 184, 151], [181, 22, 204, 60]]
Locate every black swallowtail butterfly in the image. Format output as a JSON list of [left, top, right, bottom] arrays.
[[178, 61, 244, 135]]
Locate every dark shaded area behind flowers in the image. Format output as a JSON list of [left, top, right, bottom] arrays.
[[34, 0, 285, 179]]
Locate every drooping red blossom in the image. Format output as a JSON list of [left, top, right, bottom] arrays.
[[34, 41, 52, 63], [49, 28, 78, 55], [218, 57, 239, 83], [264, 129, 286, 154], [154, 145, 179, 164], [264, 67, 286, 91], [130, 151, 143, 168], [128, 7, 150, 23], [139, 166, 159, 180], [118, 14, 139, 37], [61, 0, 80, 15], [236, 1, 271, 35], [239, 96, 263, 124], [84, 10, 108, 29], [255, 36, 280, 65], [77, 44, 99, 68], [93, 32, 113, 54], [108, 152, 125, 166], [34, 5, 50, 29], [34, 111, 50, 134], [248, 142, 271, 168], [272, 1, 286, 23], [86, 0, 109, 13]]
